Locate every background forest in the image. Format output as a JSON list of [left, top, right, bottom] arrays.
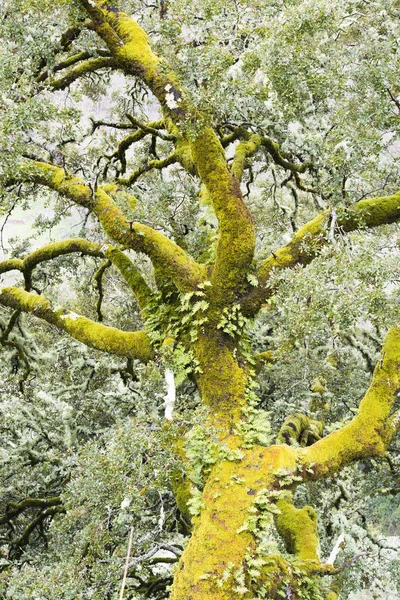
[[0, 0, 400, 598]]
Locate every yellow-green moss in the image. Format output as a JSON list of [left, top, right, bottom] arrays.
[[257, 211, 329, 288], [0, 287, 154, 362], [50, 57, 116, 90], [231, 134, 261, 181], [114, 12, 159, 80], [191, 128, 255, 304], [277, 413, 324, 447], [24, 239, 104, 270], [193, 328, 248, 435], [21, 162, 206, 293], [244, 191, 400, 317], [170, 444, 298, 600]]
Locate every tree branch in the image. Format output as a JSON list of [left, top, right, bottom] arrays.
[[0, 238, 106, 285], [10, 162, 206, 292], [77, 2, 256, 304], [299, 324, 400, 478], [49, 56, 118, 90], [118, 151, 180, 186], [275, 491, 320, 561], [103, 246, 152, 311], [242, 190, 400, 315], [0, 287, 154, 362], [0, 497, 62, 526], [231, 134, 261, 182]]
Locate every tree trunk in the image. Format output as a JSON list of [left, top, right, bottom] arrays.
[[170, 444, 300, 599], [170, 333, 333, 599]]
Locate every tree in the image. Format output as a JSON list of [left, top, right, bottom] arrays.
[[0, 0, 400, 598]]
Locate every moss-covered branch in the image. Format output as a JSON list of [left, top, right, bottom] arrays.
[[231, 134, 261, 181], [126, 115, 176, 141], [104, 131, 149, 175], [242, 190, 400, 315], [191, 129, 255, 304], [0, 287, 154, 362], [224, 126, 312, 178], [0, 497, 62, 526], [299, 324, 400, 478], [49, 57, 118, 90], [13, 161, 206, 291], [0, 238, 106, 291], [260, 136, 312, 175], [103, 247, 152, 311], [77, 2, 256, 304], [12, 506, 64, 557], [0, 238, 154, 317]]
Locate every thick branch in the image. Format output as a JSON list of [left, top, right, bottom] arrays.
[[231, 134, 261, 182], [0, 287, 154, 362], [104, 247, 152, 311], [191, 129, 255, 303], [12, 162, 206, 291], [242, 190, 400, 315], [0, 238, 153, 317], [299, 324, 400, 478], [0, 238, 107, 292], [78, 2, 255, 303]]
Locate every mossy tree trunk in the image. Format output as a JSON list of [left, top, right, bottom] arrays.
[[2, 2, 400, 599]]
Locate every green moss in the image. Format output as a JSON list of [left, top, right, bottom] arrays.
[[193, 328, 248, 435], [345, 191, 400, 228], [170, 444, 298, 600], [244, 190, 400, 318], [24, 239, 104, 270], [277, 413, 324, 447], [50, 57, 116, 90], [113, 12, 159, 80], [22, 162, 206, 293], [257, 211, 329, 288], [231, 134, 261, 181], [0, 258, 23, 275]]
